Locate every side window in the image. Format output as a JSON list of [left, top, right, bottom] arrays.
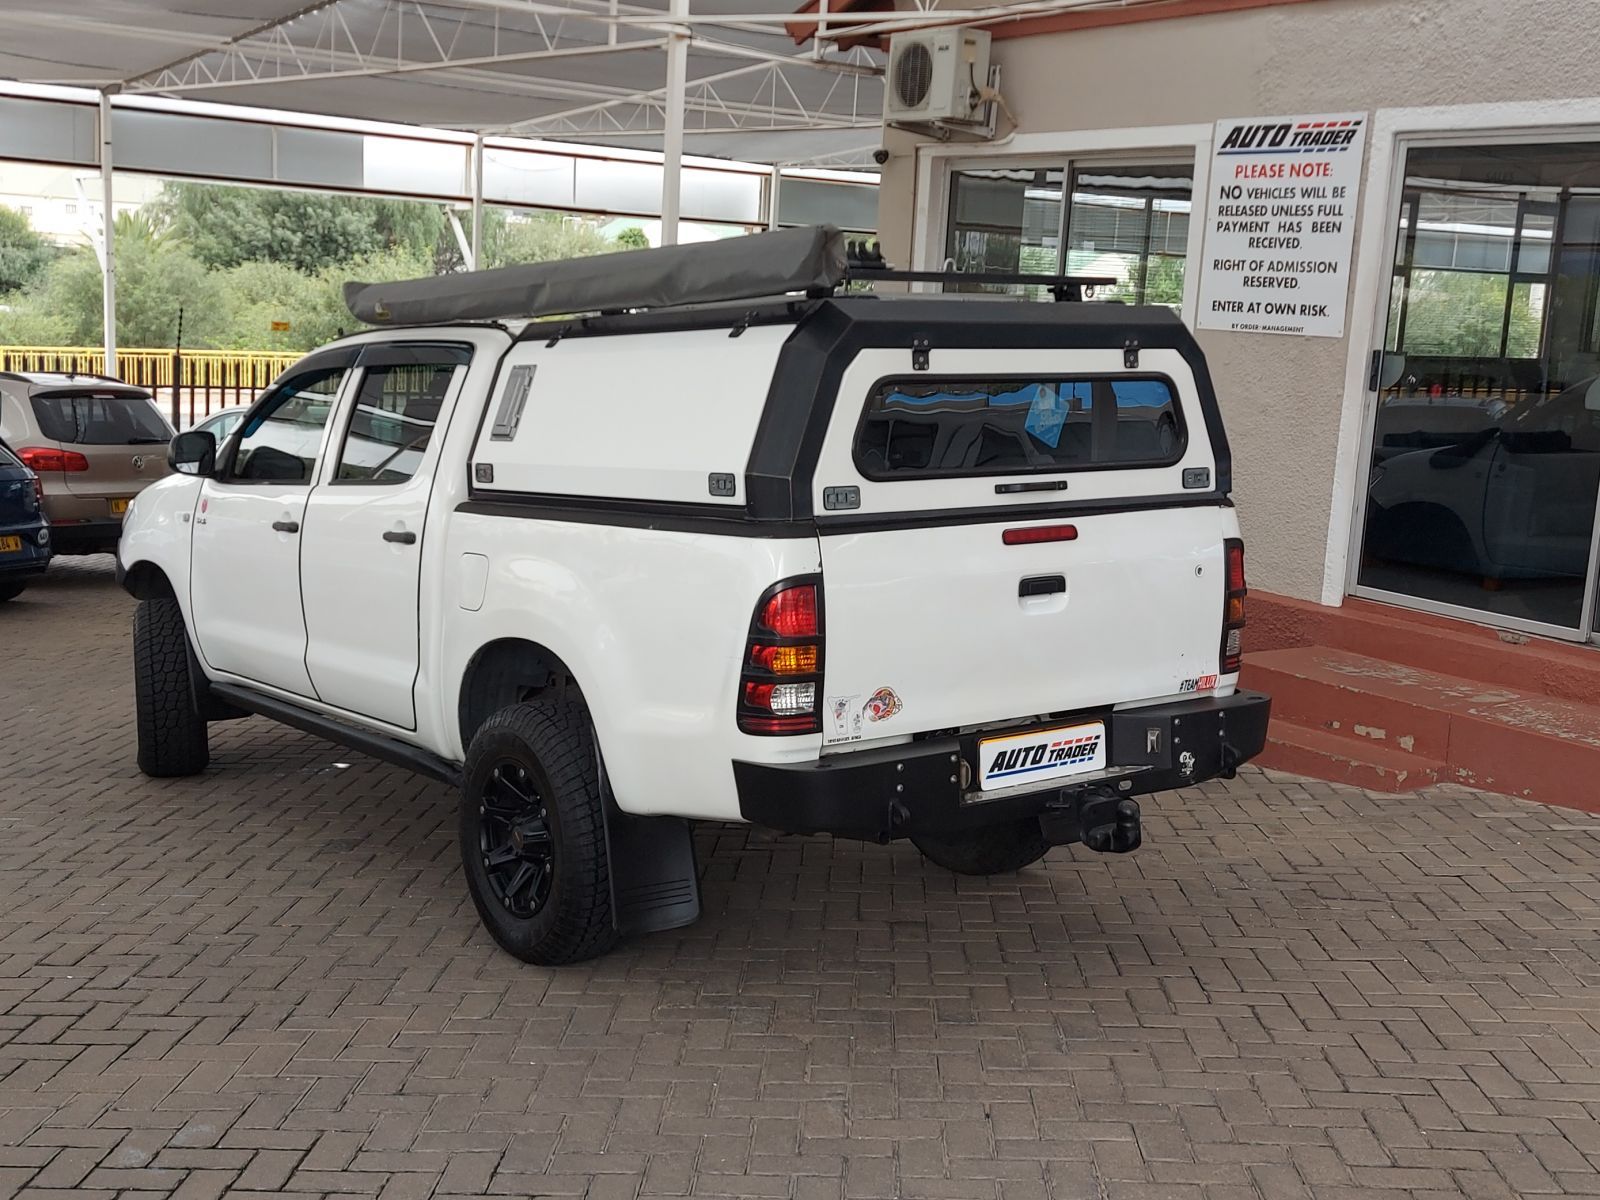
[[229, 367, 346, 483], [856, 375, 1185, 478], [332, 361, 458, 485]]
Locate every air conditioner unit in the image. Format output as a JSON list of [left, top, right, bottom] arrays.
[[883, 28, 992, 127]]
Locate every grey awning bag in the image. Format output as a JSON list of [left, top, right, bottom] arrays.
[[344, 224, 847, 325]]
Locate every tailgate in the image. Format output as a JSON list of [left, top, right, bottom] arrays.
[[819, 506, 1227, 743], [809, 344, 1231, 748]]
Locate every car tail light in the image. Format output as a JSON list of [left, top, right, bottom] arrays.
[[17, 447, 90, 473], [739, 578, 824, 735], [1220, 538, 1247, 674], [31, 477, 43, 508]]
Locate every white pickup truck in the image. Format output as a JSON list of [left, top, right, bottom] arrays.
[[118, 227, 1269, 966]]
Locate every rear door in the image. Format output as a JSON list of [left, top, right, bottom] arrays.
[[299, 343, 473, 729], [811, 346, 1228, 749]]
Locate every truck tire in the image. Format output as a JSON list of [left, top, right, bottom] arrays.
[[460, 699, 618, 966], [133, 597, 210, 777], [912, 818, 1049, 876]]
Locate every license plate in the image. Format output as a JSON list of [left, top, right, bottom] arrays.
[[109, 498, 131, 516], [978, 720, 1107, 791], [0, 536, 20, 553]]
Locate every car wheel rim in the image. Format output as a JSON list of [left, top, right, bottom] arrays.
[[477, 759, 554, 919]]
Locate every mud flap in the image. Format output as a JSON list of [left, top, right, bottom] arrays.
[[599, 782, 702, 937]]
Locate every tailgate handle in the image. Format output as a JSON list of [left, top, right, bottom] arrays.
[[1019, 574, 1066, 598]]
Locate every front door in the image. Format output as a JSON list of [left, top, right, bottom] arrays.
[[189, 359, 350, 696], [300, 345, 471, 729]]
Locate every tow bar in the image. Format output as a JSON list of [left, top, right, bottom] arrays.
[[1039, 786, 1143, 854]]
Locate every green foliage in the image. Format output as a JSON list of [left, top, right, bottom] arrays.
[[613, 225, 650, 251], [1395, 269, 1543, 359], [0, 189, 640, 351], [157, 181, 449, 274], [0, 206, 56, 295], [490, 212, 615, 267]]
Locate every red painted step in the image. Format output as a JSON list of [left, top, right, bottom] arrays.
[[1254, 719, 1449, 794], [1243, 645, 1600, 813]]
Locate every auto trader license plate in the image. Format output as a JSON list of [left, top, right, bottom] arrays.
[[109, 498, 131, 516], [978, 721, 1106, 791], [0, 536, 20, 553]]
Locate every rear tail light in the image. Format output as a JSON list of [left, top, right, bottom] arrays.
[[1220, 538, 1247, 674], [17, 447, 90, 473], [739, 578, 824, 735], [1002, 524, 1078, 546], [32, 477, 43, 508]]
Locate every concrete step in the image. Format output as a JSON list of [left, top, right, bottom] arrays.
[[1253, 718, 1450, 795], [1243, 645, 1600, 813]]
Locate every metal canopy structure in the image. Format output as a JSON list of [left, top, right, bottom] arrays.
[[0, 0, 891, 169]]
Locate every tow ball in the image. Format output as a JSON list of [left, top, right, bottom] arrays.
[[1040, 786, 1143, 854]]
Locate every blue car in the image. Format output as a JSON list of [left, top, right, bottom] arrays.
[[0, 436, 51, 601]]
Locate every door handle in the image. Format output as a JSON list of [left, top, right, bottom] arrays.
[[1019, 574, 1066, 598], [272, 519, 299, 534], [383, 529, 417, 545]]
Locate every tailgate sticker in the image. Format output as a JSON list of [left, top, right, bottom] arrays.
[[863, 686, 902, 722], [1180, 674, 1219, 694], [828, 695, 862, 742]]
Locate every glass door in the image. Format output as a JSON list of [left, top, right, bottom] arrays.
[[1355, 142, 1600, 637]]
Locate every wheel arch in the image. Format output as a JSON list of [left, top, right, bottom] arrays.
[[121, 559, 177, 601], [457, 637, 581, 750]]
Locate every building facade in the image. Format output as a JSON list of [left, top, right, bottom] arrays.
[[873, 0, 1600, 647]]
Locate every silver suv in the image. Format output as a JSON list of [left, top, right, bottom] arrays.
[[0, 372, 174, 554]]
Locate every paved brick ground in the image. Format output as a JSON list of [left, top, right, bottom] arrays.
[[2, 559, 1600, 1200]]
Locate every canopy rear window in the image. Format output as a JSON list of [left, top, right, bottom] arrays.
[[855, 375, 1184, 479], [30, 391, 172, 446]]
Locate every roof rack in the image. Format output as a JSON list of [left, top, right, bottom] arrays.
[[342, 225, 1120, 327]]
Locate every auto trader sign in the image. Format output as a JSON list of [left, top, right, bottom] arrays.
[[1196, 112, 1367, 339]]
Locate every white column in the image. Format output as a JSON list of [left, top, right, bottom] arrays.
[[660, 0, 688, 246], [767, 165, 782, 231], [99, 92, 116, 378], [470, 134, 485, 270]]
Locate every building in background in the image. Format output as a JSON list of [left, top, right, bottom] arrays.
[[862, 0, 1600, 798]]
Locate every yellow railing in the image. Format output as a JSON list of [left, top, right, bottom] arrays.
[[0, 346, 301, 391]]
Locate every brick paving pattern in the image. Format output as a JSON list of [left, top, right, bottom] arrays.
[[1, 558, 1599, 1199]]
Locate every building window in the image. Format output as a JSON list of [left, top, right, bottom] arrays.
[[1065, 164, 1192, 307], [63, 202, 76, 215], [942, 161, 1192, 308]]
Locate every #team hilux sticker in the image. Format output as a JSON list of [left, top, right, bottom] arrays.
[[1179, 674, 1219, 694]]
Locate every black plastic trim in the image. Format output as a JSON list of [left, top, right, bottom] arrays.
[[814, 491, 1226, 533], [455, 495, 815, 538], [209, 682, 461, 786]]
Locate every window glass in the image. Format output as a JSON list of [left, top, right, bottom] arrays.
[[334, 362, 457, 484], [29, 391, 172, 445], [856, 376, 1183, 478], [230, 367, 344, 483], [944, 167, 1063, 299], [1065, 165, 1193, 309]]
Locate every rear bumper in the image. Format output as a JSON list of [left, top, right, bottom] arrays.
[[47, 518, 121, 552], [734, 690, 1271, 841]]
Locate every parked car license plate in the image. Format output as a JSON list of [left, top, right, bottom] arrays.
[[978, 720, 1106, 791], [109, 498, 131, 515], [0, 535, 21, 553]]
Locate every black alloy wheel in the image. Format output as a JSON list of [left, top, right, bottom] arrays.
[[476, 758, 556, 919]]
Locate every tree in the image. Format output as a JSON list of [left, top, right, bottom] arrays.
[[0, 206, 55, 295], [156, 181, 449, 274], [614, 226, 650, 251], [489, 212, 615, 267]]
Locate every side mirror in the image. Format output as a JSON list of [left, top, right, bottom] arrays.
[[169, 430, 217, 477]]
